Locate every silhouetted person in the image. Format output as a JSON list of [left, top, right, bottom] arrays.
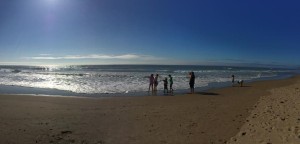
[[231, 75, 235, 87], [154, 74, 159, 91], [148, 74, 154, 92], [163, 77, 168, 93], [168, 74, 173, 93], [189, 72, 195, 93]]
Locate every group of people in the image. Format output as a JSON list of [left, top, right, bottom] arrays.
[[148, 74, 173, 94], [149, 73, 244, 94], [148, 71, 196, 94]]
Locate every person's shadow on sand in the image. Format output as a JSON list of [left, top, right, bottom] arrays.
[[233, 85, 252, 87], [195, 92, 220, 95]]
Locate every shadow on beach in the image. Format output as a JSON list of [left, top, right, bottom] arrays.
[[233, 85, 252, 88], [195, 92, 220, 95]]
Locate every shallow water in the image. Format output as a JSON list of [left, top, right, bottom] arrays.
[[0, 65, 294, 95]]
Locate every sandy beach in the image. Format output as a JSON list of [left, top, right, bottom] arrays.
[[227, 76, 300, 144], [0, 76, 299, 144]]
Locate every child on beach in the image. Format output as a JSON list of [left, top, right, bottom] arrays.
[[154, 74, 159, 91], [163, 77, 168, 93], [169, 74, 173, 92], [149, 74, 154, 92]]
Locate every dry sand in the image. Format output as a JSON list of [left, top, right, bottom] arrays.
[[0, 76, 299, 144], [227, 76, 300, 144]]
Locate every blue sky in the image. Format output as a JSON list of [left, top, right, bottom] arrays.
[[0, 0, 299, 67]]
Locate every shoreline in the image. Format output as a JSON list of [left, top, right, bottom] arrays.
[[0, 72, 295, 97], [0, 75, 299, 143]]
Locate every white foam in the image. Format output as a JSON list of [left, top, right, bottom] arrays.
[[0, 66, 291, 94]]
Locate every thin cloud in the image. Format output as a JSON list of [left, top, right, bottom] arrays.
[[26, 54, 162, 60], [28, 56, 63, 60], [0, 61, 42, 65], [39, 54, 52, 56]]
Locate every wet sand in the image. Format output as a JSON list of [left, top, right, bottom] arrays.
[[0, 76, 299, 144]]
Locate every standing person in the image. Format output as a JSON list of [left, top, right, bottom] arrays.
[[168, 74, 173, 92], [149, 74, 154, 92], [154, 74, 159, 91], [231, 75, 235, 87], [189, 72, 195, 94], [163, 77, 168, 93]]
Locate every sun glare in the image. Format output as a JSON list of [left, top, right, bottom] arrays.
[[45, 0, 58, 5], [46, 0, 56, 2]]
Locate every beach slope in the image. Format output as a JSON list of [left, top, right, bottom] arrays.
[[0, 76, 299, 144], [228, 76, 300, 144]]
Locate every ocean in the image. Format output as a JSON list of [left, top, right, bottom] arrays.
[[0, 65, 295, 96]]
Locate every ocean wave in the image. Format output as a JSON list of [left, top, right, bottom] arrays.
[[11, 69, 22, 73], [0, 65, 293, 94]]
